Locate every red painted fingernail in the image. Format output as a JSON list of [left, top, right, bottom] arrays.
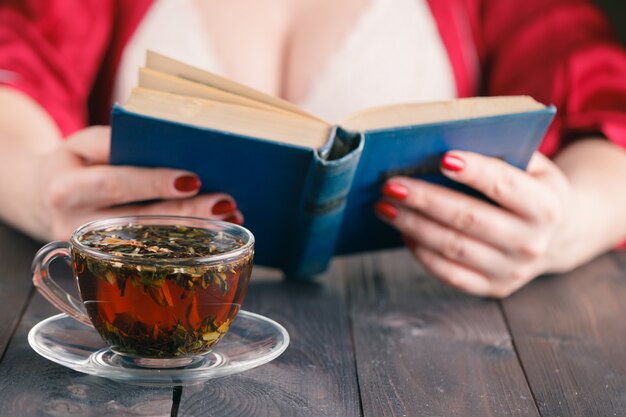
[[441, 154, 465, 172], [383, 182, 409, 200], [212, 199, 236, 215], [174, 175, 201, 192], [402, 235, 418, 250], [224, 214, 242, 225], [375, 201, 398, 221]]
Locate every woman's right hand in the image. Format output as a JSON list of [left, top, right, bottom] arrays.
[[34, 126, 242, 241]]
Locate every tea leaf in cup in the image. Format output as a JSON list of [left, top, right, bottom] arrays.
[[74, 223, 253, 358]]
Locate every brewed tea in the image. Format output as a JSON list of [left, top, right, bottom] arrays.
[[74, 224, 253, 358]]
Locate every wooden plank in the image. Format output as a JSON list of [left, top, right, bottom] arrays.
[[344, 249, 539, 417], [0, 264, 175, 416], [501, 252, 626, 417], [176, 267, 362, 417], [0, 223, 40, 360]]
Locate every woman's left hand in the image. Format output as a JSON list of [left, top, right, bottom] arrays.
[[375, 151, 572, 298]]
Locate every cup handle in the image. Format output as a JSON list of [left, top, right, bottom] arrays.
[[31, 241, 92, 327]]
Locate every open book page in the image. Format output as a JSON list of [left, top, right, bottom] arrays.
[[146, 50, 324, 122], [123, 88, 331, 148], [139, 67, 312, 119], [128, 52, 546, 151], [338, 96, 546, 132]]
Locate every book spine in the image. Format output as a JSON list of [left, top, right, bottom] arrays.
[[283, 127, 364, 279]]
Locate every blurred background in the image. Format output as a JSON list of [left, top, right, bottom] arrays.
[[596, 0, 626, 45]]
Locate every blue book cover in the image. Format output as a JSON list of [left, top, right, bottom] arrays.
[[335, 109, 555, 255], [110, 52, 556, 278], [110, 106, 320, 270]]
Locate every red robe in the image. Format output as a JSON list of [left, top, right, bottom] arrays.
[[1, 0, 625, 156]]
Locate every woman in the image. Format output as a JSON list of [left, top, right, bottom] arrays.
[[1, 0, 625, 297]]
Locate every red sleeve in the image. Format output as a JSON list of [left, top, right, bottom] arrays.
[[0, 0, 115, 137], [476, 0, 626, 156]]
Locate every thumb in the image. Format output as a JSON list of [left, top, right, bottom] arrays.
[[527, 151, 564, 179], [64, 126, 111, 164]]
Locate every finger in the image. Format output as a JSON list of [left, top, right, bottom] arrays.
[[526, 152, 569, 191], [51, 205, 242, 241], [440, 151, 554, 221], [221, 210, 244, 225], [382, 178, 527, 253], [103, 194, 242, 221], [411, 245, 495, 297], [46, 166, 207, 209], [377, 201, 510, 278], [63, 126, 111, 164]]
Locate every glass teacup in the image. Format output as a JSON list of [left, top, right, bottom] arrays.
[[32, 215, 254, 368]]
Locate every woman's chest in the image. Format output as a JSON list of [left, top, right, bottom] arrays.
[[194, 0, 373, 101], [113, 0, 457, 121]]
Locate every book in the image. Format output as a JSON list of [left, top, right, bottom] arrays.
[[110, 51, 556, 278]]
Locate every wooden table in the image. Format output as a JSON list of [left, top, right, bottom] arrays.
[[1, 220, 625, 417]]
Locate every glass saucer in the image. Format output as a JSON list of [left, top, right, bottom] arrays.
[[28, 311, 289, 387]]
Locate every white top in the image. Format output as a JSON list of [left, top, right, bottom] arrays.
[[113, 0, 457, 122]]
